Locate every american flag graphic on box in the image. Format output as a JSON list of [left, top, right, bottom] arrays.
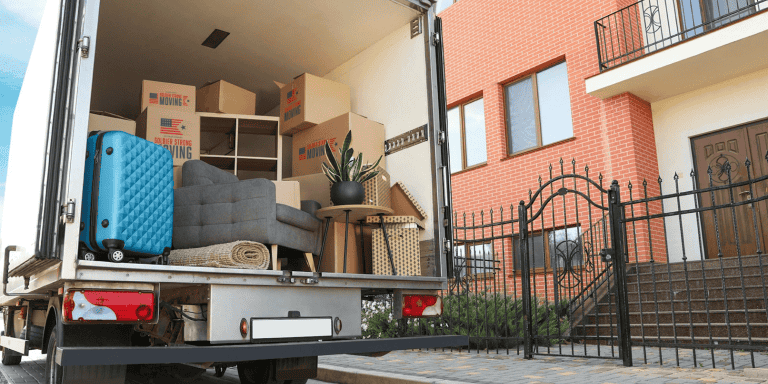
[[160, 118, 183, 136], [298, 147, 306, 160], [149, 93, 158, 104]]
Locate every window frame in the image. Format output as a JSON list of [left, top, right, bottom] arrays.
[[512, 225, 584, 275], [448, 97, 487, 174], [453, 241, 496, 279], [503, 62, 572, 156]]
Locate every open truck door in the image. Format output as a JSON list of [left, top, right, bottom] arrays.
[[2, 0, 99, 286]]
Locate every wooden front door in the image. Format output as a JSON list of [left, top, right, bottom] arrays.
[[692, 121, 768, 258]]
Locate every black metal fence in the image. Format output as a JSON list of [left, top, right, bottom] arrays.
[[447, 159, 632, 363], [595, 0, 767, 71], [420, 151, 768, 370], [621, 152, 768, 369]]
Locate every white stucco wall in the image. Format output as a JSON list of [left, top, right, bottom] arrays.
[[323, 23, 434, 240], [652, 66, 768, 262]]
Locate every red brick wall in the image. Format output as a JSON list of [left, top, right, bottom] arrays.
[[440, 0, 665, 297]]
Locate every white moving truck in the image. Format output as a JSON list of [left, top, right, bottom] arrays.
[[0, 0, 463, 383]]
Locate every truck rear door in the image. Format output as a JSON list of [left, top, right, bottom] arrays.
[[1, 0, 99, 281]]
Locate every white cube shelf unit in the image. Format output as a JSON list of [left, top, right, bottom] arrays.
[[198, 112, 282, 181]]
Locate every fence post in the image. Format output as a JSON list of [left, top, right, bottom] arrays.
[[518, 201, 533, 359], [608, 181, 633, 367]]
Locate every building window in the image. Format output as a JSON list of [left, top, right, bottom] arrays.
[[513, 226, 582, 272], [504, 62, 573, 155], [453, 243, 495, 278], [436, 0, 458, 13], [447, 98, 487, 173]]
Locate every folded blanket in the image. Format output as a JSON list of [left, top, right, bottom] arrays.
[[169, 241, 270, 270]]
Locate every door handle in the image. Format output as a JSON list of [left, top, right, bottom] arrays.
[[739, 190, 751, 199]]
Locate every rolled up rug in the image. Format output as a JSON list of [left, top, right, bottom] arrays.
[[168, 241, 270, 270]]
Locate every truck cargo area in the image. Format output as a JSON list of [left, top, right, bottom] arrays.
[[69, 0, 444, 290]]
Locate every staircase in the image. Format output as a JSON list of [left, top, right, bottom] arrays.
[[571, 255, 768, 346]]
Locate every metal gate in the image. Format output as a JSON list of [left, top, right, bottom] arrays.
[[449, 159, 632, 365]]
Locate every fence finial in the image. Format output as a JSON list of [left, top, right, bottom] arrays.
[[673, 172, 679, 181]]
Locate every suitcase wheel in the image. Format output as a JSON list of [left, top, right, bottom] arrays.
[[107, 249, 124, 263], [78, 244, 97, 262]]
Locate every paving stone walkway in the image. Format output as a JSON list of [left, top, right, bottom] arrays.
[[2, 345, 768, 383], [321, 345, 768, 384]]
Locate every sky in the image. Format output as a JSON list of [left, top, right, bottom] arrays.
[[0, 0, 47, 224]]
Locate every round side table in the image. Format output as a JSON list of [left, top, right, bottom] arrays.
[[315, 205, 394, 274]]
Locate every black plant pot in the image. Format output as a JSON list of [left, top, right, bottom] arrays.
[[331, 181, 365, 206]]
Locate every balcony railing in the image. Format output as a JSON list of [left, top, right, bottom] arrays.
[[595, 0, 767, 71]]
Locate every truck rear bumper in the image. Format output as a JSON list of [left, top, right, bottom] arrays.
[[55, 335, 468, 366]]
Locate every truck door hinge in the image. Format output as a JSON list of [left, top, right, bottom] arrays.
[[277, 271, 295, 284], [62, 199, 76, 224], [78, 36, 91, 58], [438, 131, 446, 145], [432, 32, 441, 46]]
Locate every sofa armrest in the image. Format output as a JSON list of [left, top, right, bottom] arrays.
[[300, 200, 321, 217], [276, 204, 321, 232]]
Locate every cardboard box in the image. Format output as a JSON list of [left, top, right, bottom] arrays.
[[197, 80, 256, 115], [284, 173, 331, 208], [277, 73, 351, 136], [141, 80, 195, 113], [292, 112, 385, 177], [274, 181, 300, 209], [363, 167, 390, 208], [173, 166, 182, 189], [136, 106, 200, 166], [319, 222, 364, 274], [88, 111, 136, 135], [366, 216, 423, 276]]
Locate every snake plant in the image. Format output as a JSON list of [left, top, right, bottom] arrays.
[[321, 130, 382, 184]]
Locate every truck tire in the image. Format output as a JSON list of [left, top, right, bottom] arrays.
[[0, 331, 22, 366], [44, 328, 126, 384], [237, 360, 309, 384]]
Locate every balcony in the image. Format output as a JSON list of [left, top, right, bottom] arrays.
[[586, 0, 768, 102]]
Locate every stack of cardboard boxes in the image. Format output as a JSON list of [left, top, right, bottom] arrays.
[[277, 74, 427, 276], [86, 73, 429, 276]]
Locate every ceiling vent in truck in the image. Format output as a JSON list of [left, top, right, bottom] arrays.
[[202, 29, 230, 49]]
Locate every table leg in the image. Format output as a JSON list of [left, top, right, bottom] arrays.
[[343, 210, 351, 273], [317, 217, 332, 271], [378, 214, 397, 276], [358, 220, 366, 274]]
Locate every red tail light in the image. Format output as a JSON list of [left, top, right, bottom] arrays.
[[402, 295, 442, 318], [63, 290, 155, 323]]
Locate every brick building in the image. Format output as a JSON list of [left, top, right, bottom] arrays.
[[438, 0, 768, 300]]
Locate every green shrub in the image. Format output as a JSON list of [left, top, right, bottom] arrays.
[[361, 293, 571, 350]]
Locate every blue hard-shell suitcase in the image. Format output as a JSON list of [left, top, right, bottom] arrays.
[[79, 131, 174, 263]]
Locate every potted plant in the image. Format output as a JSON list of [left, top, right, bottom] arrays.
[[321, 130, 382, 206]]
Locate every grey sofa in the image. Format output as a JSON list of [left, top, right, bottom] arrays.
[[173, 160, 323, 269]]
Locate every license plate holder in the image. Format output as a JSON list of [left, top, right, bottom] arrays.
[[250, 317, 333, 341]]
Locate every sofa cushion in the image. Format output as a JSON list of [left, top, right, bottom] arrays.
[[182, 160, 239, 187], [276, 204, 320, 232]]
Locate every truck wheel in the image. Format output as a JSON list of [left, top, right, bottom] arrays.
[[237, 360, 279, 384], [44, 329, 62, 384]]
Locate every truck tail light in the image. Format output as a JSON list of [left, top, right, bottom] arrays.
[[402, 295, 442, 318], [63, 290, 155, 323]]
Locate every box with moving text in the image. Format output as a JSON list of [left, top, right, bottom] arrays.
[[135, 106, 200, 166]]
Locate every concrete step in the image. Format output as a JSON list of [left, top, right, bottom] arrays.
[[626, 275, 768, 292], [588, 309, 768, 325], [579, 322, 768, 339], [631, 256, 768, 275], [628, 265, 768, 282], [595, 297, 767, 313]]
